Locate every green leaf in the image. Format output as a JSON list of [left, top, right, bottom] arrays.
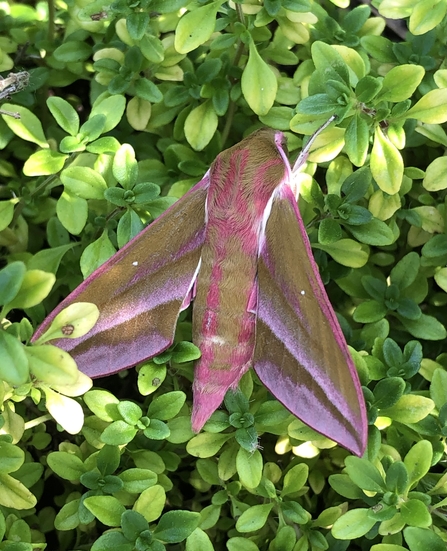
[[377, 65, 425, 102], [140, 34, 165, 63], [54, 498, 81, 531], [390, 252, 420, 290], [87, 136, 121, 155], [187, 433, 232, 458], [118, 468, 157, 494], [47, 96, 80, 135], [241, 39, 277, 116], [80, 230, 116, 278], [91, 531, 133, 551], [344, 114, 369, 166], [148, 391, 186, 421], [154, 510, 201, 543], [373, 378, 405, 409], [385, 461, 409, 495], [56, 191, 88, 235], [23, 149, 68, 176], [78, 114, 106, 142], [126, 11, 149, 41], [101, 420, 138, 445], [399, 313, 446, 340], [134, 484, 166, 522], [281, 464, 309, 497], [315, 239, 369, 268], [117, 209, 144, 248], [137, 362, 167, 396], [404, 440, 433, 487], [421, 234, 447, 258], [0, 331, 29, 386], [118, 401, 142, 425], [344, 456, 386, 492], [318, 218, 342, 244], [2, 104, 48, 147], [280, 501, 309, 524], [236, 447, 262, 489], [355, 75, 383, 102], [329, 474, 364, 499], [186, 528, 214, 551], [184, 100, 218, 151], [430, 368, 447, 409], [404, 527, 446, 551], [83, 496, 125, 526], [47, 451, 86, 481], [346, 218, 395, 246], [331, 508, 377, 539], [400, 499, 432, 527], [53, 41, 92, 62], [134, 78, 163, 103], [61, 166, 107, 200], [6, 270, 55, 310], [91, 94, 126, 133], [235, 503, 274, 532], [227, 537, 260, 551], [84, 389, 120, 422], [174, 1, 221, 54], [360, 36, 396, 63], [27, 244, 74, 275], [0, 261, 26, 305], [121, 509, 148, 541], [371, 127, 404, 194], [0, 199, 16, 231], [113, 144, 138, 189], [0, 442, 24, 474]]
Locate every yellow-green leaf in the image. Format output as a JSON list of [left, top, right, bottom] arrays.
[[241, 40, 277, 116], [377, 64, 425, 102], [423, 156, 447, 191], [1, 104, 48, 148], [0, 199, 17, 231], [0, 473, 37, 510], [406, 88, 447, 124], [56, 191, 88, 235], [409, 0, 447, 35], [6, 270, 55, 310], [126, 96, 151, 131], [26, 344, 79, 385], [314, 239, 369, 268], [371, 127, 403, 194], [23, 149, 68, 176], [184, 100, 218, 151], [380, 394, 435, 423], [175, 1, 221, 54]]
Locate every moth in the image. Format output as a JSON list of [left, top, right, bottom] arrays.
[[33, 120, 367, 456]]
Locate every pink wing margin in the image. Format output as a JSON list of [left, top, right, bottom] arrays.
[[32, 176, 209, 378], [254, 184, 367, 456]]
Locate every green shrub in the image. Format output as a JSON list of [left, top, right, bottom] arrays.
[[0, 1, 446, 549]]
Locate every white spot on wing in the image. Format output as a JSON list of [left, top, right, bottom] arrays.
[[208, 336, 227, 346], [132, 261, 139, 266]]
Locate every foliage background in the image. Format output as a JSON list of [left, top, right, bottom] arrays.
[[0, 0, 446, 550]]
